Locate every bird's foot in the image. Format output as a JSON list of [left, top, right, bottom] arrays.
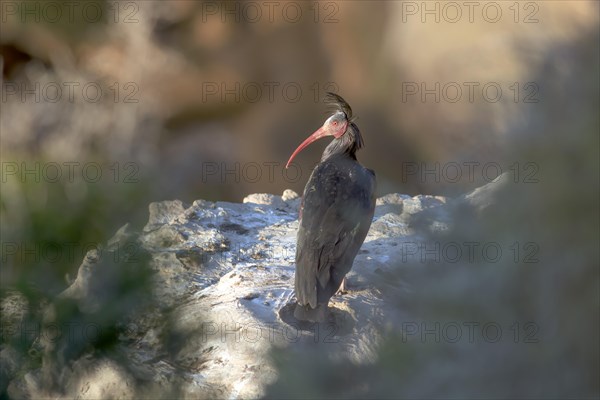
[[294, 303, 327, 323]]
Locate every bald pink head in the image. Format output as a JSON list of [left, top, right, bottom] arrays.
[[285, 112, 348, 168]]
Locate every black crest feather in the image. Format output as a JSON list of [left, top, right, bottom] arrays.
[[325, 92, 353, 120]]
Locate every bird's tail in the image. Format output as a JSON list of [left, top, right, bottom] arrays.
[[294, 303, 327, 322]]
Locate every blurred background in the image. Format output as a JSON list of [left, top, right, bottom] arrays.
[[1, 0, 598, 398]]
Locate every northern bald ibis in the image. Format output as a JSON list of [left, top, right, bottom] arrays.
[[286, 92, 376, 322]]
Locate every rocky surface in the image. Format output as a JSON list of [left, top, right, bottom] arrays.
[[1, 178, 507, 399]]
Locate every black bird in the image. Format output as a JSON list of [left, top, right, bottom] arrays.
[[286, 93, 376, 322]]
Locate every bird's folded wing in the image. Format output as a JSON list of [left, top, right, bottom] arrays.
[[295, 162, 375, 307]]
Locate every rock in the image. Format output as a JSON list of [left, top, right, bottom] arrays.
[[145, 200, 188, 232], [243, 193, 284, 207], [281, 189, 299, 202], [3, 183, 504, 398], [0, 346, 22, 395], [460, 172, 510, 213], [0, 290, 28, 343]]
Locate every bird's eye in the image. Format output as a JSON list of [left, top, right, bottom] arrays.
[[333, 121, 338, 125]]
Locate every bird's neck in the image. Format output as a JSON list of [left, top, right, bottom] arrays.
[[321, 122, 364, 163]]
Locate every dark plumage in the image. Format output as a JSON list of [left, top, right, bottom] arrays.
[[286, 93, 376, 322]]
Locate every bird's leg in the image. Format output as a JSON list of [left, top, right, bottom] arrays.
[[336, 278, 347, 295]]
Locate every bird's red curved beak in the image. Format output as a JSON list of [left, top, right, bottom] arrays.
[[286, 119, 348, 168], [285, 126, 327, 169]]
